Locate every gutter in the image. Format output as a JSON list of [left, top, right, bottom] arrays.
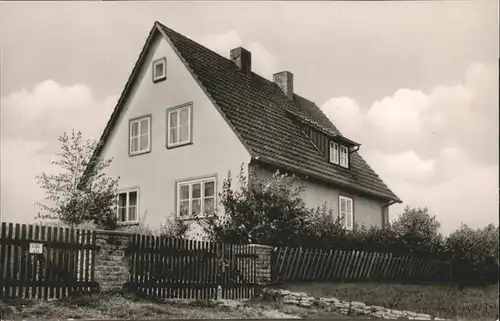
[[350, 145, 361, 153], [383, 200, 399, 207], [251, 156, 400, 203]]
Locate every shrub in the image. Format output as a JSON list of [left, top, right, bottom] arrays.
[[199, 164, 498, 285], [199, 166, 311, 246], [445, 223, 499, 285], [128, 213, 189, 239], [391, 206, 443, 256]]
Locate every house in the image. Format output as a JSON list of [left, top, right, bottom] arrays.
[[86, 21, 401, 237]]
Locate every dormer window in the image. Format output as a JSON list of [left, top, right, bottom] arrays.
[[152, 57, 166, 83], [329, 141, 339, 164], [329, 141, 349, 168], [340, 145, 349, 168]]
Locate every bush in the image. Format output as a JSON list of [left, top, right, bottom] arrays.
[[445, 224, 499, 285], [199, 167, 311, 246], [199, 165, 498, 285], [128, 213, 189, 239], [391, 206, 445, 256]]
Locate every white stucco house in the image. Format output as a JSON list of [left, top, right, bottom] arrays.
[[83, 21, 401, 237]]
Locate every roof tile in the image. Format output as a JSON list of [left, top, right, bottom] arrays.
[[158, 22, 400, 202]]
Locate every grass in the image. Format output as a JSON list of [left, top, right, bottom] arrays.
[[275, 282, 499, 320], [0, 293, 272, 320], [0, 292, 358, 320], [3, 284, 497, 320], [0, 292, 373, 320]]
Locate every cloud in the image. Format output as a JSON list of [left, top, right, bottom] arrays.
[[321, 62, 499, 234], [321, 97, 364, 137], [324, 62, 498, 163], [1, 80, 118, 150], [198, 31, 279, 79], [362, 150, 436, 185], [1, 80, 117, 223]]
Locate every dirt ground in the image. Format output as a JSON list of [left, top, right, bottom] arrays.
[[0, 292, 358, 320]]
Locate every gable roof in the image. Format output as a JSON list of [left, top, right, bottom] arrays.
[[84, 21, 401, 203]]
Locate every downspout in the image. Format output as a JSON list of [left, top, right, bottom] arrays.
[[382, 200, 398, 227]]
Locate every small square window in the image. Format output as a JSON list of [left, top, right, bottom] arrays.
[[152, 57, 166, 83]]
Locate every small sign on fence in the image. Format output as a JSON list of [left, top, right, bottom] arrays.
[[29, 242, 44, 254]]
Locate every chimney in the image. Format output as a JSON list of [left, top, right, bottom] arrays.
[[273, 71, 294, 99], [230, 47, 252, 74]]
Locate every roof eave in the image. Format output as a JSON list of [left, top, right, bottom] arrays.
[[251, 156, 401, 203], [79, 24, 161, 189]]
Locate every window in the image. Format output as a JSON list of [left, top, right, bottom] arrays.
[[152, 57, 166, 82], [177, 177, 216, 218], [339, 145, 349, 168], [339, 196, 353, 230], [129, 116, 151, 155], [117, 190, 139, 223], [330, 141, 349, 168], [329, 141, 339, 164], [167, 103, 192, 148]]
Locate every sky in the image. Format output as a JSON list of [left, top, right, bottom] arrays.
[[0, 1, 498, 235]]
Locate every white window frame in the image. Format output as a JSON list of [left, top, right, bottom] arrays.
[[117, 189, 140, 224], [176, 176, 216, 219], [339, 195, 354, 230], [166, 103, 193, 148], [339, 145, 349, 168], [152, 57, 166, 82], [329, 141, 339, 164], [129, 116, 151, 156]]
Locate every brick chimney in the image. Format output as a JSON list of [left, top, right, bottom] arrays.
[[230, 47, 252, 74], [273, 71, 294, 99]]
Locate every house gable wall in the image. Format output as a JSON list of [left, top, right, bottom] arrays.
[[100, 32, 251, 235]]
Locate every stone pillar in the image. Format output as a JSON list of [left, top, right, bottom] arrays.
[[248, 244, 274, 285], [93, 230, 131, 293]]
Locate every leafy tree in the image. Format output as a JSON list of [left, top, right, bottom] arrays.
[[391, 206, 443, 255], [445, 223, 499, 285], [35, 130, 119, 229], [199, 166, 311, 246]]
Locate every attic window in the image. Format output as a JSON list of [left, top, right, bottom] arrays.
[[329, 141, 349, 168], [152, 57, 166, 83]]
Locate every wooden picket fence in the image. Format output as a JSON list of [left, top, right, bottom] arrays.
[[272, 246, 451, 284], [0, 222, 99, 299], [127, 234, 258, 300]]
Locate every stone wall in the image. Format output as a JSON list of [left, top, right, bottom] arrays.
[[91, 231, 275, 294], [93, 230, 132, 293], [248, 244, 274, 285]]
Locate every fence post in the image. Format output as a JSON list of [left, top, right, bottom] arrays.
[[248, 244, 273, 286], [93, 230, 132, 294]]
